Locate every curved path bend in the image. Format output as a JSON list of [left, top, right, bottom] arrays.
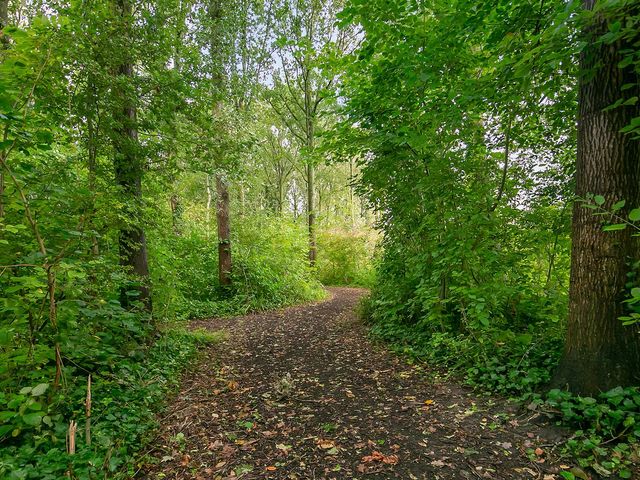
[[143, 287, 570, 480]]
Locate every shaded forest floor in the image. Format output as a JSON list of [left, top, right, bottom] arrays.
[[141, 288, 577, 480]]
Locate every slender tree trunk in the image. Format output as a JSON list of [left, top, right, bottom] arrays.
[[170, 193, 181, 235], [113, 0, 151, 311], [206, 173, 212, 239], [553, 1, 640, 394], [307, 161, 316, 266], [87, 74, 100, 257], [216, 175, 232, 286], [239, 184, 245, 217], [349, 158, 355, 225], [0, 0, 9, 220]]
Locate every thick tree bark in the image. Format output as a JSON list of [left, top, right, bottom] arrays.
[[113, 0, 151, 311], [216, 175, 232, 287], [553, 1, 640, 394]]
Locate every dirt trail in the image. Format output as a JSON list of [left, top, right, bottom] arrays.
[[142, 287, 572, 480]]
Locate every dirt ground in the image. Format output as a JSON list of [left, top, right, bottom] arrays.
[[141, 287, 584, 480]]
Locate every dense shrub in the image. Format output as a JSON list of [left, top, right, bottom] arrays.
[[151, 214, 325, 320], [0, 329, 225, 480], [315, 229, 376, 287]]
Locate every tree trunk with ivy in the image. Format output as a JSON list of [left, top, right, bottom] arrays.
[[553, 0, 640, 394]]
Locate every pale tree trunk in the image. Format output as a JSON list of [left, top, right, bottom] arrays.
[[206, 173, 212, 239], [307, 161, 316, 266], [304, 68, 316, 266], [113, 0, 151, 312], [553, 0, 640, 394], [349, 158, 355, 225], [216, 175, 232, 287]]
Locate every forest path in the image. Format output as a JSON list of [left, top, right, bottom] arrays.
[[142, 287, 570, 480]]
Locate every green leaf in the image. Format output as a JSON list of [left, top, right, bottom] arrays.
[[22, 412, 44, 426], [594, 195, 605, 206], [602, 224, 626, 231], [612, 200, 626, 211], [30, 383, 48, 397], [629, 209, 640, 222]]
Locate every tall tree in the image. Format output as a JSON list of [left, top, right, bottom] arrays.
[[553, 0, 640, 394], [268, 0, 352, 265], [112, 0, 152, 310]]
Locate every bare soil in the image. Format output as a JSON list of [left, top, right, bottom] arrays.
[[141, 287, 579, 480]]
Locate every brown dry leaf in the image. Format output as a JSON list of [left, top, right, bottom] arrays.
[[356, 464, 367, 473], [265, 466, 277, 471], [221, 445, 236, 458], [208, 440, 224, 450], [180, 454, 191, 466], [317, 439, 335, 449], [382, 454, 399, 465], [361, 450, 398, 465], [534, 447, 544, 456], [362, 451, 385, 463], [227, 380, 238, 391]]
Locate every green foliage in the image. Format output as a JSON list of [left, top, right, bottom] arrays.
[[531, 388, 640, 478], [365, 292, 563, 396], [315, 229, 376, 287], [233, 215, 326, 308], [0, 329, 224, 479], [149, 211, 326, 321]]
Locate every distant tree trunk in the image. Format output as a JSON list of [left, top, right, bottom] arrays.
[[553, 0, 640, 394], [170, 193, 182, 235], [113, 0, 151, 311], [206, 173, 212, 239], [0, 0, 9, 220], [239, 184, 245, 217], [307, 161, 316, 266], [349, 158, 355, 225], [216, 175, 232, 287], [86, 73, 100, 257]]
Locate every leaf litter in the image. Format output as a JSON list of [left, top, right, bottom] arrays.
[[141, 288, 588, 479]]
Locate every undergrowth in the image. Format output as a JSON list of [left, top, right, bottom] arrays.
[[361, 295, 640, 478], [0, 328, 225, 480]]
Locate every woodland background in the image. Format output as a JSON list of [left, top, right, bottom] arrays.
[[1, 0, 640, 478]]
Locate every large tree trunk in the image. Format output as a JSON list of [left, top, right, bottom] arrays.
[[216, 175, 232, 287], [113, 0, 151, 311], [553, 0, 640, 395]]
